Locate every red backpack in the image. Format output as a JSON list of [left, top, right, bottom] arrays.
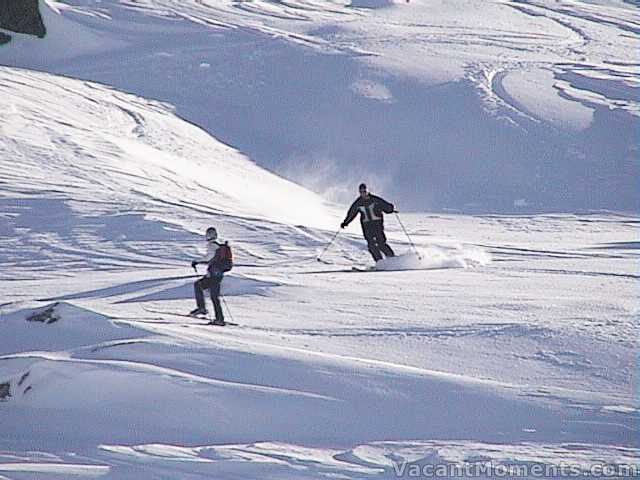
[[212, 241, 233, 272]]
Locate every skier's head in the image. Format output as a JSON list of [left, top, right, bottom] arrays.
[[205, 227, 218, 242], [359, 183, 368, 199]]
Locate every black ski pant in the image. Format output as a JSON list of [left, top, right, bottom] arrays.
[[362, 220, 394, 261], [194, 274, 224, 321]]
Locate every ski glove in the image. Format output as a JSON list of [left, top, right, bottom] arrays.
[[191, 260, 198, 269], [340, 222, 347, 229]]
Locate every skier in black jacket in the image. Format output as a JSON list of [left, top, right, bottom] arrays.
[[341, 183, 396, 262]]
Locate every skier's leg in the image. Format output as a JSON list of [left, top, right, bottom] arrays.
[[209, 274, 224, 322], [376, 223, 395, 257], [193, 277, 208, 311], [363, 223, 382, 261]]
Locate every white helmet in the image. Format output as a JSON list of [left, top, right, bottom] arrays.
[[205, 227, 218, 242]]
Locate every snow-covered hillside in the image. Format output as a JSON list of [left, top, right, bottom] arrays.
[[1, 0, 638, 212], [0, 65, 343, 278], [0, 66, 637, 476], [0, 1, 638, 478]]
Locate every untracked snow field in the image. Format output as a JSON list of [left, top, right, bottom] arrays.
[[0, 0, 638, 478]]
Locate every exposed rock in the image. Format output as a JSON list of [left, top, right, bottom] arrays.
[[0, 0, 46, 38], [26, 302, 60, 324], [0, 382, 10, 401], [0, 31, 10, 45]]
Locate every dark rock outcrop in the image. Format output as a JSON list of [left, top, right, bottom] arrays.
[[26, 303, 60, 324], [0, 0, 46, 38], [0, 382, 10, 401]]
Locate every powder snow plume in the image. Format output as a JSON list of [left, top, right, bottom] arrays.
[[376, 244, 491, 271]]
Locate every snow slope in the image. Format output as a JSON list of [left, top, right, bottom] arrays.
[[0, 65, 344, 280], [0, 66, 335, 228], [1, 0, 638, 212], [0, 66, 638, 478], [0, 1, 638, 478]]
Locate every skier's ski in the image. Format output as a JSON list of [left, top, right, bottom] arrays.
[[142, 306, 238, 326], [301, 266, 436, 274], [299, 267, 377, 274], [350, 266, 438, 272], [351, 266, 377, 272]]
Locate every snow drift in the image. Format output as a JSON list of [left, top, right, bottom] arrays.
[[1, 303, 635, 453]]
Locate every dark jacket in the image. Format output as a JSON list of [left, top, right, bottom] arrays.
[[342, 194, 395, 227]]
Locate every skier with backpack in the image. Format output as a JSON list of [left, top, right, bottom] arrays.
[[341, 183, 396, 262], [190, 226, 233, 325]]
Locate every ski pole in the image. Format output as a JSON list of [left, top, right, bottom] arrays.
[[316, 228, 341, 262], [221, 296, 236, 324], [395, 211, 422, 260]]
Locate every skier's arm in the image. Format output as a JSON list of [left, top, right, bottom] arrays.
[[191, 259, 207, 269], [192, 257, 211, 267], [192, 243, 217, 268], [373, 195, 395, 214], [341, 199, 360, 228]]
